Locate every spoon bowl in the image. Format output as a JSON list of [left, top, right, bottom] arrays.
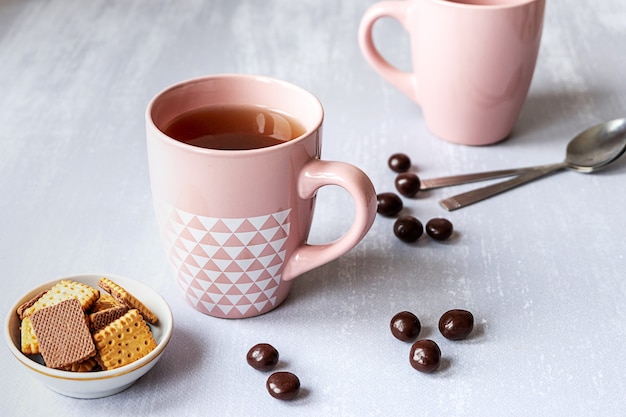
[[565, 117, 626, 172]]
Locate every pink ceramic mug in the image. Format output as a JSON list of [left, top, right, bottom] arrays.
[[359, 0, 545, 145], [146, 74, 377, 319]]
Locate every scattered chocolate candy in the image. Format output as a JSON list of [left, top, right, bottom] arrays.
[[388, 153, 411, 173], [377, 192, 403, 217], [246, 343, 279, 371], [438, 309, 474, 340], [390, 311, 421, 341], [394, 172, 421, 197], [425, 218, 454, 241], [266, 371, 301, 400], [409, 339, 441, 373], [393, 216, 423, 243]]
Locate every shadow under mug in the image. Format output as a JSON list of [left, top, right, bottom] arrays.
[[146, 74, 377, 319], [359, 0, 546, 146]]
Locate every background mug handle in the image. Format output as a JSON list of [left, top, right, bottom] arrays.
[[281, 159, 377, 281], [358, 1, 419, 104]]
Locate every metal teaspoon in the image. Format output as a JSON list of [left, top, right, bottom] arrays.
[[421, 118, 626, 210]]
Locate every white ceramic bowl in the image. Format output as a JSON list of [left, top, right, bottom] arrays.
[[4, 273, 173, 399]]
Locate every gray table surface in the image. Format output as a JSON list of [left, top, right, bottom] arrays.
[[1, 0, 625, 416]]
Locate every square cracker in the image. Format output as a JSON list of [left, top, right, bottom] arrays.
[[22, 280, 100, 318], [89, 292, 121, 313], [30, 298, 96, 369], [93, 309, 157, 370], [20, 316, 39, 355], [98, 277, 158, 324]]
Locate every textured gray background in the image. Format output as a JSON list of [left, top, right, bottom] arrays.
[[1, 0, 625, 415]]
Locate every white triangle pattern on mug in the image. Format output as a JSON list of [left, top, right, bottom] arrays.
[[156, 203, 291, 317]]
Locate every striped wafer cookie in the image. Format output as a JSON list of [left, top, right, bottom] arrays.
[[89, 305, 129, 332], [88, 292, 129, 331], [30, 298, 96, 369], [98, 277, 158, 324], [16, 290, 47, 320], [60, 356, 100, 372], [22, 280, 100, 318], [93, 309, 157, 370]]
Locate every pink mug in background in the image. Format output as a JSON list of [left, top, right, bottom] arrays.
[[359, 0, 545, 145], [146, 74, 377, 319]]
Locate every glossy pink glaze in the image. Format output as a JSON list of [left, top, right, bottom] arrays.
[[359, 0, 545, 145], [146, 75, 377, 318]]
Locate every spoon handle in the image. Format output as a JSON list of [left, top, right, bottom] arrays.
[[439, 163, 566, 211], [420, 167, 540, 190]]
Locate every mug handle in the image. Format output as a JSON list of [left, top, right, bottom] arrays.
[[358, 1, 419, 103], [281, 159, 377, 282]]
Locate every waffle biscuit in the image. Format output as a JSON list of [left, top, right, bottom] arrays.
[[22, 280, 100, 318], [89, 304, 129, 332], [98, 277, 158, 325], [16, 290, 47, 320], [60, 356, 100, 372], [30, 298, 96, 369], [93, 309, 157, 370], [20, 316, 39, 355]]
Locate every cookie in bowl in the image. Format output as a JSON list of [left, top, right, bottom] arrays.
[[4, 273, 173, 399]]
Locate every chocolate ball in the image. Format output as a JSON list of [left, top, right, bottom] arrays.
[[438, 309, 474, 340], [393, 216, 424, 243], [426, 218, 454, 241], [390, 311, 421, 341], [377, 192, 403, 217], [409, 339, 441, 373], [394, 172, 421, 197], [266, 371, 300, 400], [388, 153, 411, 173], [246, 343, 279, 371]]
